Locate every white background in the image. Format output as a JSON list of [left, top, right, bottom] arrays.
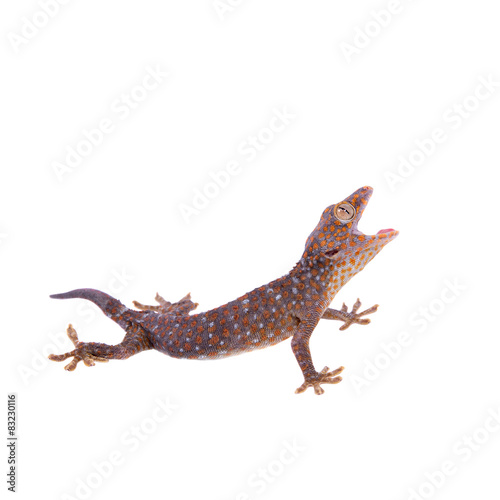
[[2, 1, 500, 499]]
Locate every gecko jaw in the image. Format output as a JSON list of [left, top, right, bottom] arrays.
[[351, 224, 399, 247]]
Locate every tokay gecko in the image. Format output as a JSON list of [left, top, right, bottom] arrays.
[[49, 186, 398, 394]]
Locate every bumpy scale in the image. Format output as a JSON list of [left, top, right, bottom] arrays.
[[49, 186, 398, 395]]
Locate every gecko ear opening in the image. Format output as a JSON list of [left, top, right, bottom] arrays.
[[322, 248, 342, 260]]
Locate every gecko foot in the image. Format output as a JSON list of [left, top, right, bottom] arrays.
[[295, 366, 344, 395], [133, 292, 198, 315], [48, 324, 109, 371], [339, 299, 378, 331]]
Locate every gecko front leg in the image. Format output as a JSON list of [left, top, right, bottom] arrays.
[[291, 312, 344, 395], [322, 299, 378, 331]]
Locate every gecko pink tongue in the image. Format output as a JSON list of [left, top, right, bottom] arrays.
[[377, 228, 394, 234]]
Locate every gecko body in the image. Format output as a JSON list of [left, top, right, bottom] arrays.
[[49, 186, 398, 394]]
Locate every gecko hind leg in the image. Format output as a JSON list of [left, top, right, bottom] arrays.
[[48, 323, 153, 371], [48, 324, 108, 371], [133, 292, 198, 315]]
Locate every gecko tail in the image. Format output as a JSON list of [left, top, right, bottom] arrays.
[[50, 288, 134, 329]]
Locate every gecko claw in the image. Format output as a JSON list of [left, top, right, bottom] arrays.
[[48, 324, 109, 371], [295, 366, 344, 395]]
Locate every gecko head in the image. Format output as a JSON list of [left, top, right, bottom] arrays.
[[302, 186, 399, 266]]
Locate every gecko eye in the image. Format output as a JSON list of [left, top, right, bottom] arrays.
[[334, 202, 355, 222]]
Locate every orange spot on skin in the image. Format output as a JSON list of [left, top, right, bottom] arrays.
[[184, 343, 191, 351], [208, 335, 220, 346]]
